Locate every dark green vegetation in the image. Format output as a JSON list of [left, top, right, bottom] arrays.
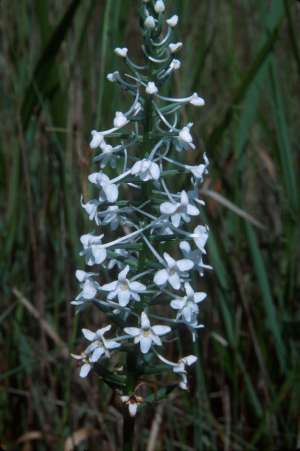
[[0, 0, 299, 449]]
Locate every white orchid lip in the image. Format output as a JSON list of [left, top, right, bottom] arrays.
[[170, 59, 181, 71], [90, 130, 104, 149], [190, 93, 205, 106], [113, 111, 129, 128]]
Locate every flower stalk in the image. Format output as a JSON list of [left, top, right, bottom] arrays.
[[72, 0, 211, 430]]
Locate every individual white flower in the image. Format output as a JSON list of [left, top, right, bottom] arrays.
[[80, 197, 100, 224], [160, 190, 199, 227], [144, 16, 156, 29], [185, 153, 209, 181], [81, 325, 120, 363], [121, 394, 144, 417], [72, 270, 100, 305], [166, 15, 178, 27], [88, 172, 119, 203], [94, 141, 116, 168], [90, 130, 104, 149], [113, 111, 129, 129], [170, 59, 181, 71], [107, 71, 119, 82], [102, 206, 121, 231], [192, 225, 209, 253], [146, 81, 158, 95], [170, 282, 206, 322], [154, 252, 194, 290], [102, 266, 146, 306], [131, 159, 160, 181], [71, 352, 93, 378], [169, 42, 183, 53], [189, 93, 205, 107], [154, 0, 165, 13], [124, 312, 171, 354], [80, 234, 106, 266], [179, 241, 212, 276], [178, 125, 195, 149], [157, 353, 197, 390], [114, 47, 128, 58]]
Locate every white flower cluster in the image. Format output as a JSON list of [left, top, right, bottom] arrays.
[[72, 0, 212, 417]]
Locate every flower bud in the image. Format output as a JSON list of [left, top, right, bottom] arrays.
[[166, 15, 178, 27], [154, 0, 165, 13], [144, 16, 156, 29], [146, 81, 158, 95]]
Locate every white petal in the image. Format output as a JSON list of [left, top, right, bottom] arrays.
[[124, 327, 140, 337], [160, 202, 177, 215], [194, 292, 207, 303], [129, 403, 138, 417], [102, 281, 118, 292], [154, 269, 168, 286], [80, 363, 92, 378], [169, 272, 181, 290], [141, 311, 151, 329], [92, 247, 106, 265], [82, 280, 97, 299], [177, 258, 194, 272], [104, 183, 119, 203], [163, 252, 175, 267], [90, 346, 104, 362], [106, 340, 121, 350], [171, 213, 181, 228], [118, 289, 131, 306], [170, 299, 186, 310], [150, 162, 160, 179], [182, 355, 198, 366], [152, 325, 171, 336], [187, 204, 200, 216], [129, 281, 146, 292], [166, 15, 178, 27], [119, 265, 130, 280], [184, 282, 194, 297], [76, 270, 87, 282], [180, 190, 189, 205], [82, 329, 95, 341], [140, 335, 152, 354]]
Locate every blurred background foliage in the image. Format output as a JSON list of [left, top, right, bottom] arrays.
[[0, 0, 300, 450]]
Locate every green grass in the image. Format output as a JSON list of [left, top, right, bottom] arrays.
[[0, 0, 299, 449]]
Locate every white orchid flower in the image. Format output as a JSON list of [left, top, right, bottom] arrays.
[[160, 190, 199, 227], [80, 197, 101, 224], [113, 111, 129, 128], [102, 206, 121, 231], [90, 130, 104, 149], [114, 47, 128, 58], [169, 42, 183, 53], [169, 59, 181, 71], [157, 353, 197, 390], [189, 93, 205, 106], [72, 270, 100, 305], [144, 16, 156, 29], [154, 252, 194, 290], [170, 282, 206, 322], [124, 312, 171, 354], [192, 225, 209, 253], [146, 81, 158, 95], [179, 241, 212, 276], [88, 172, 119, 203], [121, 394, 144, 417], [102, 266, 146, 306], [81, 325, 120, 363], [154, 0, 165, 13], [178, 125, 195, 150], [131, 159, 160, 181], [185, 153, 209, 181], [166, 15, 178, 27], [80, 234, 106, 266], [71, 352, 93, 378]]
